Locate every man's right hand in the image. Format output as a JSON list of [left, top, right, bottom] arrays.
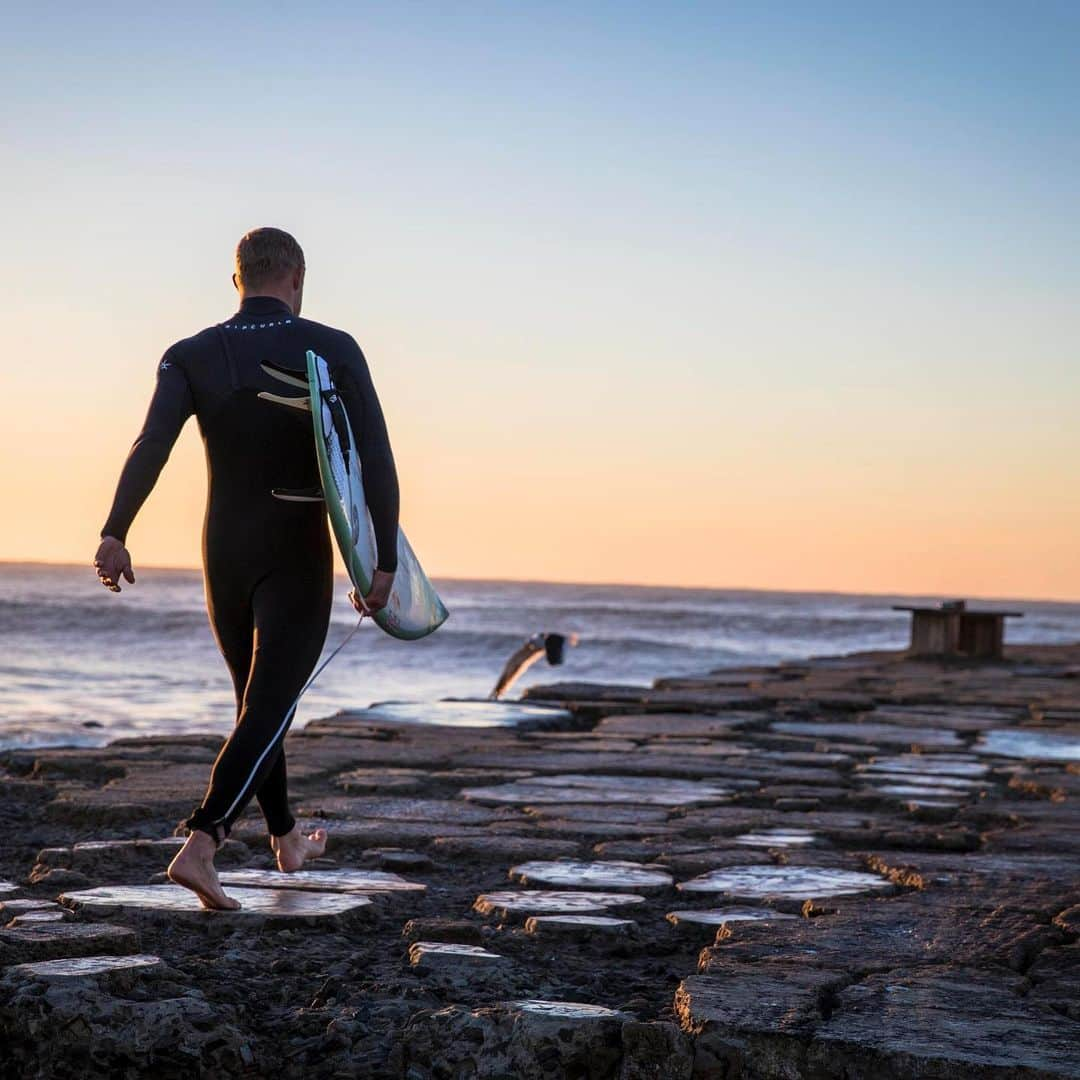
[[94, 536, 135, 593], [350, 568, 395, 615]]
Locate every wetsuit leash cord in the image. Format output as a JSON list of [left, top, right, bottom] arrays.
[[296, 614, 366, 702]]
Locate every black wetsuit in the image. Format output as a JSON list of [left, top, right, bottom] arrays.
[[102, 296, 399, 841]]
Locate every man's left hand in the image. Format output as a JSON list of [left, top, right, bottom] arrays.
[[94, 536, 135, 592], [349, 569, 395, 615]]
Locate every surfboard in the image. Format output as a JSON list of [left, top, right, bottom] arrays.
[[306, 349, 449, 640]]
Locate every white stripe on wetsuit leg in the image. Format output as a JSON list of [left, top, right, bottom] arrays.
[[212, 617, 365, 828], [214, 700, 299, 826]]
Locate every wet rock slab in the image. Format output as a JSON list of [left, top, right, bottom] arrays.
[[6, 910, 69, 926], [359, 699, 576, 729], [474, 890, 647, 920], [360, 846, 433, 871], [31, 833, 250, 885], [402, 998, 629, 1080], [60, 884, 374, 925], [810, 967, 1080, 1078], [666, 907, 800, 929], [595, 712, 759, 738], [1, 954, 248, 1077], [676, 965, 848, 1040], [402, 917, 485, 946], [233, 815, 484, 848], [771, 720, 963, 748], [217, 867, 426, 893], [697, 897, 1064, 975], [734, 828, 818, 847], [678, 865, 893, 901], [0, 921, 138, 963], [7, 953, 163, 981], [431, 834, 583, 861], [5, 640, 1080, 1077], [508, 859, 673, 890], [524, 914, 638, 939], [1027, 945, 1080, 1021], [408, 941, 509, 969], [295, 794, 499, 824], [976, 728, 1080, 761], [335, 767, 430, 793], [525, 802, 672, 824], [859, 753, 990, 779], [462, 773, 732, 806], [0, 897, 62, 919]]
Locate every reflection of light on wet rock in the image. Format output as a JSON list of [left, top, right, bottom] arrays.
[[8, 910, 68, 926], [474, 890, 646, 919], [510, 1000, 627, 1019], [217, 868, 426, 893], [408, 941, 507, 968], [677, 865, 892, 900], [524, 914, 637, 938], [0, 881, 18, 896], [869, 774, 985, 791], [358, 700, 575, 729], [875, 784, 964, 800], [854, 753, 994, 807], [463, 774, 732, 806], [9, 954, 163, 981], [859, 754, 989, 779], [666, 908, 800, 928], [976, 729, 1080, 762], [61, 884, 374, 920], [1, 898, 61, 918], [771, 721, 963, 748], [508, 860, 673, 890], [734, 829, 817, 848]]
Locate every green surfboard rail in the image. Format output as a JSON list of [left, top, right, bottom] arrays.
[[307, 349, 448, 640]]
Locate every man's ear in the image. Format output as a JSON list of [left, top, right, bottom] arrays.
[[232, 272, 240, 292], [293, 269, 303, 290]]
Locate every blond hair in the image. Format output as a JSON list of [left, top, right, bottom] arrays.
[[235, 227, 305, 290]]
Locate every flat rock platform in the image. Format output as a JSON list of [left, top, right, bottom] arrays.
[[0, 643, 1078, 1078]]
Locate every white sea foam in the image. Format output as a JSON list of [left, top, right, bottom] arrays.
[[1, 563, 1078, 751]]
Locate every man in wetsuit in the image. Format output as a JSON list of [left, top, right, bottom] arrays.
[[94, 228, 398, 909]]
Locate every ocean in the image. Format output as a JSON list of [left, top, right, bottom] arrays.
[[1, 563, 1078, 751]]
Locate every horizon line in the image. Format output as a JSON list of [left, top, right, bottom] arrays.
[[5, 557, 1079, 607]]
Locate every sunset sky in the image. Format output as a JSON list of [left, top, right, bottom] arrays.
[[3, 3, 1077, 598]]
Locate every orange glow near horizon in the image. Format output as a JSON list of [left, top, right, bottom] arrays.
[[3, 355, 1077, 602]]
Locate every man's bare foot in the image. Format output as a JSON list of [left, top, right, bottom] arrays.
[[167, 831, 240, 911], [271, 825, 328, 872]]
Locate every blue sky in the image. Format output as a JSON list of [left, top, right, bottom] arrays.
[[2, 3, 1078, 595]]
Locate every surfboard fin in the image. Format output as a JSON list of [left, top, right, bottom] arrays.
[[261, 363, 309, 389], [257, 391, 311, 412], [272, 486, 324, 503]]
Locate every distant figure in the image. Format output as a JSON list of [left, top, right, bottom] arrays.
[[490, 632, 580, 700], [94, 228, 400, 910]]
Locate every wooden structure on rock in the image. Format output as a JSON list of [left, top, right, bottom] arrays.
[[893, 600, 1023, 660]]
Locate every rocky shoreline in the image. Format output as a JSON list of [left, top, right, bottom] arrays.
[[1, 644, 1078, 1078]]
